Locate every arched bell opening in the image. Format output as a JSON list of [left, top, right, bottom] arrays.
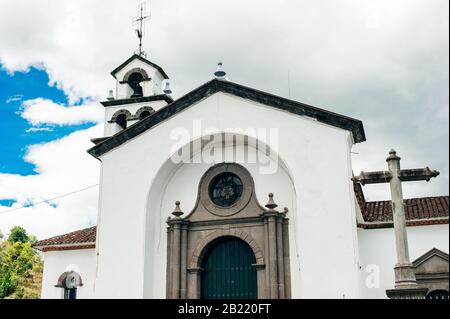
[[128, 72, 144, 98]]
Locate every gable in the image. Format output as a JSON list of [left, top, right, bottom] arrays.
[[110, 54, 169, 80], [87, 79, 366, 159], [413, 248, 449, 275]]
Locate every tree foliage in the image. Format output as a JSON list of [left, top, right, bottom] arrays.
[[7, 226, 29, 244], [0, 226, 42, 299]]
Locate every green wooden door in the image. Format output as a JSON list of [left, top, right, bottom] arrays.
[[201, 238, 257, 299]]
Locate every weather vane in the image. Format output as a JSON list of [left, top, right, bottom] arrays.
[[133, 2, 151, 57]]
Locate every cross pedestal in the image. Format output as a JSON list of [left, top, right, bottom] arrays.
[[353, 149, 440, 299]]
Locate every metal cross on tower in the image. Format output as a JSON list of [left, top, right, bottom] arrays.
[[353, 149, 440, 299], [133, 2, 151, 57]]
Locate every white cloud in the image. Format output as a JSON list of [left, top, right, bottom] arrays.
[[6, 94, 24, 104], [25, 127, 54, 133], [20, 98, 104, 126], [0, 125, 102, 239]]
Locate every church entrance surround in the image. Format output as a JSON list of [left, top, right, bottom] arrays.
[[166, 163, 291, 299]]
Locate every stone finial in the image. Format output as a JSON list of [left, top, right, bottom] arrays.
[[265, 193, 278, 210], [172, 201, 184, 218], [106, 89, 115, 101], [214, 62, 226, 79], [386, 148, 401, 162]]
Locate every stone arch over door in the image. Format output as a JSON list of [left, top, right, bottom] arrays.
[[166, 162, 292, 300], [190, 229, 264, 269], [190, 230, 265, 299]]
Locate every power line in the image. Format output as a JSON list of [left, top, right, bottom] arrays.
[[0, 184, 99, 215]]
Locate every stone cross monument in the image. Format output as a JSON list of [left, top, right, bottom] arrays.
[[353, 149, 440, 299]]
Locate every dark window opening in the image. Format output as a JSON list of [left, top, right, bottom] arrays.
[[64, 288, 77, 299], [208, 173, 243, 207], [139, 111, 151, 120], [128, 72, 144, 98], [116, 114, 127, 129]]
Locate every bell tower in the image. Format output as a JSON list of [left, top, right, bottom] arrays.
[[96, 3, 173, 138], [99, 55, 173, 137]]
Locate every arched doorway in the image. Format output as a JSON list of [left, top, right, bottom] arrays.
[[201, 237, 257, 299]]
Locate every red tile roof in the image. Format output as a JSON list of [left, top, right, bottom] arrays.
[[33, 226, 96, 251], [354, 182, 449, 229]]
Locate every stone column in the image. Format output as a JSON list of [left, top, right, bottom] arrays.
[[180, 222, 188, 299], [385, 150, 428, 299], [166, 201, 185, 299], [386, 150, 417, 288], [264, 193, 281, 299], [187, 268, 202, 299], [267, 214, 278, 299], [171, 222, 182, 299], [166, 226, 173, 299], [263, 219, 270, 295], [282, 215, 292, 299], [255, 264, 267, 299], [276, 217, 285, 298]]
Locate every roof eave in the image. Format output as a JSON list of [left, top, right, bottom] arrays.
[[100, 94, 173, 107], [33, 242, 96, 251], [87, 79, 366, 159], [110, 54, 169, 80]]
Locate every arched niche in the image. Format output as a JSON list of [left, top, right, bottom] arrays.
[[142, 132, 297, 299]]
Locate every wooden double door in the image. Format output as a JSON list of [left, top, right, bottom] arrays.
[[201, 238, 257, 299]]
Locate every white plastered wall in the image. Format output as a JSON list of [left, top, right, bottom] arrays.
[[40, 249, 96, 299], [358, 224, 449, 299], [94, 92, 361, 298]]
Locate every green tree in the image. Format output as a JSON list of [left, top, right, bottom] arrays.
[[0, 267, 17, 298], [7, 226, 29, 244], [0, 226, 42, 299]]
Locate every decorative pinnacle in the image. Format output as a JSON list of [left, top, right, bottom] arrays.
[[214, 62, 226, 78], [386, 148, 401, 162], [265, 193, 278, 210], [107, 89, 115, 101], [172, 201, 184, 218]]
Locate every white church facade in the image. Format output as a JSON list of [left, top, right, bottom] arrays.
[[34, 54, 449, 299]]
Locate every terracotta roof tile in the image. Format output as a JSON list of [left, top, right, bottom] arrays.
[[33, 226, 96, 249], [354, 181, 449, 228]]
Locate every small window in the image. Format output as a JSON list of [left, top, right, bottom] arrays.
[[64, 287, 77, 299], [208, 172, 243, 207]]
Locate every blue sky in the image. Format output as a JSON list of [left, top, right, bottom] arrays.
[[0, 66, 96, 206], [0, 67, 95, 175]]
